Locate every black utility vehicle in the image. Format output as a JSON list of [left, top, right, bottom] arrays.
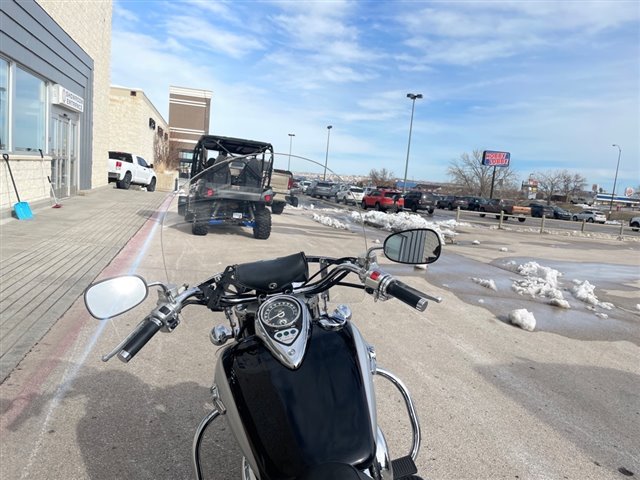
[[403, 191, 436, 214], [178, 135, 274, 239]]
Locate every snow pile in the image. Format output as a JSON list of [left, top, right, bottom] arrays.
[[505, 261, 570, 308], [312, 214, 349, 230], [414, 264, 427, 270], [471, 277, 497, 291], [349, 210, 461, 242], [637, 304, 640, 311], [509, 309, 536, 331], [500, 247, 509, 252], [571, 280, 614, 310], [472, 240, 480, 245]]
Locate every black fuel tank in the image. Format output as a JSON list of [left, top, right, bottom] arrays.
[[221, 323, 375, 479]]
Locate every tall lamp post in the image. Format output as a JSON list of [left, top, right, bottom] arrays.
[[287, 133, 295, 171], [323, 125, 332, 180], [402, 93, 422, 194], [609, 144, 622, 217]]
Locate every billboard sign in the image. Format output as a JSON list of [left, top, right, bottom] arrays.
[[482, 150, 510, 167]]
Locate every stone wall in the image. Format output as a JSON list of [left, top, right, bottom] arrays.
[[1, 156, 52, 211], [108, 87, 169, 169], [37, 0, 113, 190]]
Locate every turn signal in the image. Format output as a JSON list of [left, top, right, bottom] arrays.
[[206, 188, 214, 197]]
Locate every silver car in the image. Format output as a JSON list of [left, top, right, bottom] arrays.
[[572, 209, 606, 223]]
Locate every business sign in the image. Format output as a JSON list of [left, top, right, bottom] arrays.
[[482, 150, 510, 167], [51, 84, 84, 113]]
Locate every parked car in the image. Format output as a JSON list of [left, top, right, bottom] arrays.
[[436, 195, 457, 209], [572, 209, 606, 223], [299, 180, 312, 193], [336, 185, 365, 205], [307, 180, 335, 199], [464, 196, 487, 211], [629, 216, 639, 231], [552, 206, 571, 220], [530, 203, 555, 218], [403, 191, 436, 214], [361, 189, 404, 212]]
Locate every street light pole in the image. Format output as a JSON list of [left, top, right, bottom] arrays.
[[287, 133, 295, 171], [403, 93, 422, 194], [609, 144, 622, 217], [323, 125, 332, 181]]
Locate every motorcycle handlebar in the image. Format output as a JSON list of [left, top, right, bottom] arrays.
[[386, 279, 434, 312], [117, 317, 163, 363]]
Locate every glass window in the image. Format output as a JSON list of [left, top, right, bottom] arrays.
[[13, 67, 46, 151], [0, 58, 7, 150]]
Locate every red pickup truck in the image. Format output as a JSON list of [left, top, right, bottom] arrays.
[[361, 189, 404, 212]]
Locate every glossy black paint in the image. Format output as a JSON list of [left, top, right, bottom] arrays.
[[221, 323, 375, 479]]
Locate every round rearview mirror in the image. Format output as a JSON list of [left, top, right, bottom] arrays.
[[383, 228, 442, 265], [84, 275, 149, 320]]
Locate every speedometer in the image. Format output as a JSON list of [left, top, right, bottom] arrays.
[[259, 297, 301, 328]]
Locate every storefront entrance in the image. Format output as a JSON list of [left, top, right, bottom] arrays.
[[49, 107, 79, 198]]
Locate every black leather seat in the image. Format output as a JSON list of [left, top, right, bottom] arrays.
[[298, 463, 370, 480]]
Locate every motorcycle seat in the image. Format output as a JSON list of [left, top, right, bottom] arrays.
[[299, 462, 371, 480]]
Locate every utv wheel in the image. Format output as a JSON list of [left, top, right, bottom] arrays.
[[147, 177, 156, 192], [117, 172, 132, 190], [271, 202, 285, 215], [192, 222, 208, 236], [253, 208, 272, 239]]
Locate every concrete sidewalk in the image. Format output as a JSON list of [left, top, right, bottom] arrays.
[[0, 186, 168, 382]]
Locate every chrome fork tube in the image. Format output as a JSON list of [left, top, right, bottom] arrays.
[[375, 368, 421, 461], [193, 409, 221, 480]]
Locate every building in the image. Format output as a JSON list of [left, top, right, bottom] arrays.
[[108, 86, 168, 170], [168, 86, 212, 177], [1, 0, 112, 214]]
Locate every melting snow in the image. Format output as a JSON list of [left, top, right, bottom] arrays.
[[509, 309, 536, 331], [472, 277, 497, 291]]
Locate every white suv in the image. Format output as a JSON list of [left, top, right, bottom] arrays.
[[335, 185, 364, 205], [572, 209, 606, 223]]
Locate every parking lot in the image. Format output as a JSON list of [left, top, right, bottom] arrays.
[[1, 189, 638, 479]]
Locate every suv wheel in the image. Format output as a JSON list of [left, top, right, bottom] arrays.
[[587, 217, 594, 223], [253, 207, 272, 239], [572, 215, 578, 221], [411, 204, 418, 213]]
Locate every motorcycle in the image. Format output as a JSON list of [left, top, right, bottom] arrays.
[[84, 152, 444, 480]]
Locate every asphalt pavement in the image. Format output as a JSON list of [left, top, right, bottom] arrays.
[[0, 186, 168, 382]]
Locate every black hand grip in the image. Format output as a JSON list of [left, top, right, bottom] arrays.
[[386, 280, 429, 312], [117, 318, 162, 363]]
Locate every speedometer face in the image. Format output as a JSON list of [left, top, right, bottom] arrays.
[[260, 298, 300, 328]]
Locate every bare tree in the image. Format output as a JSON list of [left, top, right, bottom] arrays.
[[560, 171, 587, 200], [369, 168, 395, 187], [534, 170, 566, 203], [447, 149, 519, 197], [153, 134, 181, 172]]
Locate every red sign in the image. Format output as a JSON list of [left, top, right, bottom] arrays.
[[482, 150, 511, 167]]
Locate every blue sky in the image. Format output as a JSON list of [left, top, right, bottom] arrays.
[[111, 0, 639, 192]]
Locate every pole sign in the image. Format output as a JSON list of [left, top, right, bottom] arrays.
[[482, 150, 510, 167]]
